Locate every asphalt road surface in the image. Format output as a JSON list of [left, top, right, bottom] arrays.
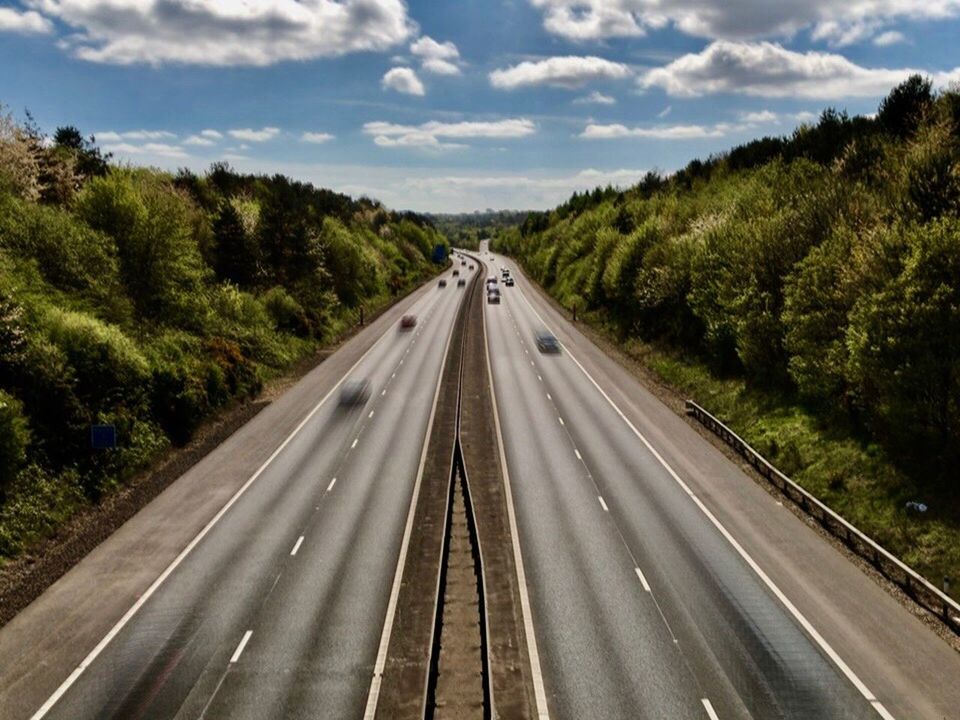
[[481, 241, 960, 720], [3, 246, 959, 720], [0, 266, 471, 720]]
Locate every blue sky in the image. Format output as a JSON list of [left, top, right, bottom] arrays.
[[1, 0, 959, 211]]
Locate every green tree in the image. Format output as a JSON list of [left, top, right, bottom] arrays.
[[878, 74, 933, 140]]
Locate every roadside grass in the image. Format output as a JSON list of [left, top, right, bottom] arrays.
[[614, 331, 960, 601]]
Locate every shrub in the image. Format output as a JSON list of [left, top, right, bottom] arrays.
[[0, 391, 30, 498]]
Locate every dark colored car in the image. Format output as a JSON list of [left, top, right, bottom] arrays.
[[487, 292, 501, 304], [339, 379, 371, 406], [457, 278, 466, 287], [453, 269, 459, 276], [535, 331, 561, 354], [400, 314, 417, 329], [504, 277, 515, 286], [461, 260, 466, 265], [468, 265, 474, 270], [439, 279, 447, 287]]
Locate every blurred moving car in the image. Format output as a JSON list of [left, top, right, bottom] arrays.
[[457, 278, 466, 287], [468, 265, 474, 270], [486, 276, 498, 287], [453, 269, 459, 276], [487, 292, 501, 304], [439, 278, 447, 287], [504, 277, 515, 286], [535, 331, 561, 354], [400, 314, 417, 329], [339, 379, 371, 406]]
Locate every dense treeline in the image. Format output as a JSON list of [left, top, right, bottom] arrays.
[[429, 210, 530, 249], [0, 108, 446, 556], [498, 76, 960, 490]]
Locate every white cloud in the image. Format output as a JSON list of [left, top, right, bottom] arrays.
[[301, 131, 335, 143], [410, 35, 462, 75], [527, 0, 960, 45], [381, 66, 426, 95], [739, 110, 779, 124], [639, 41, 960, 99], [363, 118, 536, 150], [102, 142, 189, 159], [581, 122, 739, 140], [0, 7, 52, 33], [573, 91, 616, 105], [228, 127, 280, 142], [873, 30, 907, 46], [490, 56, 632, 90], [183, 135, 216, 146], [200, 129, 223, 139], [29, 0, 415, 65], [95, 129, 177, 142]]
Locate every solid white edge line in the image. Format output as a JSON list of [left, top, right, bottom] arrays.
[[290, 536, 305, 556], [482, 262, 551, 719], [327, 477, 337, 492], [230, 630, 253, 664], [351, 438, 359, 449], [598, 496, 609, 512], [701, 697, 720, 720], [362, 281, 463, 720], [27, 283, 424, 720], [635, 567, 652, 593], [511, 266, 896, 720]]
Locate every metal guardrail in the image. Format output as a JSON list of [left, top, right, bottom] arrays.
[[684, 399, 960, 635]]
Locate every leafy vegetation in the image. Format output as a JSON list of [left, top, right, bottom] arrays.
[[496, 76, 960, 592], [428, 210, 530, 249], [0, 110, 446, 558]]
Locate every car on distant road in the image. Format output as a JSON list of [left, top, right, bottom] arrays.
[[535, 331, 561, 354], [453, 269, 459, 276], [457, 278, 466, 287], [400, 314, 417, 329], [439, 279, 447, 287], [486, 276, 498, 286], [504, 277, 515, 286], [468, 265, 474, 270], [339, 379, 371, 406], [487, 292, 501, 304]]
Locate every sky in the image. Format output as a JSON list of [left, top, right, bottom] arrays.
[[1, 1, 959, 212]]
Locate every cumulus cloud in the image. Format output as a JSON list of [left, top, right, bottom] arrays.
[[301, 131, 335, 143], [873, 30, 907, 46], [527, 0, 960, 45], [101, 142, 189, 158], [228, 127, 280, 142], [581, 122, 738, 140], [573, 91, 616, 105], [382, 67, 426, 95], [490, 56, 632, 90], [363, 118, 536, 149], [639, 41, 960, 98], [183, 135, 216, 146], [410, 35, 462, 75], [0, 7, 53, 33], [28, 0, 415, 65], [95, 130, 177, 142], [200, 129, 223, 139]]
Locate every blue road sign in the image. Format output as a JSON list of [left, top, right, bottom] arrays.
[[91, 424, 117, 450], [432, 244, 448, 264]]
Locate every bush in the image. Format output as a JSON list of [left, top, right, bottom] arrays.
[[0, 391, 30, 497], [262, 286, 311, 336]]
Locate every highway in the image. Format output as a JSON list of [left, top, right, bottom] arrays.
[[0, 265, 472, 720], [482, 242, 960, 720], [2, 245, 960, 720]]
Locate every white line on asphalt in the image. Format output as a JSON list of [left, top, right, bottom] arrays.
[[598, 496, 609, 512], [702, 698, 719, 720], [26, 285, 421, 719], [363, 285, 463, 720], [382, 389, 386, 396], [230, 631, 253, 663], [481, 280, 551, 719], [290, 536, 304, 556], [513, 280, 897, 720], [537, 374, 542, 381], [558, 416, 564, 426], [327, 477, 336, 492], [530, 360, 535, 367], [635, 567, 651, 593], [546, 393, 551, 400], [351, 438, 359, 449], [574, 449, 582, 460], [392, 372, 396, 378], [368, 410, 375, 419]]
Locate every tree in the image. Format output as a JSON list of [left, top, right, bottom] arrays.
[[878, 74, 933, 139], [53, 126, 110, 178], [213, 200, 258, 287]]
